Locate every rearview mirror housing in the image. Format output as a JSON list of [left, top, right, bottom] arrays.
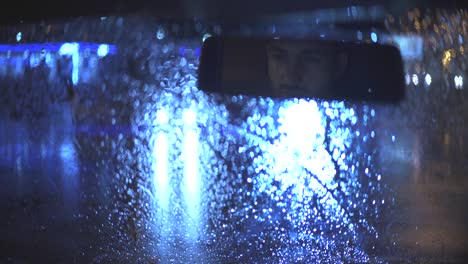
[[198, 36, 405, 103]]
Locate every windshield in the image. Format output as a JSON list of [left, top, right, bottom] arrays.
[[0, 8, 467, 263]]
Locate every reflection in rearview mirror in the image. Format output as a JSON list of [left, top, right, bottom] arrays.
[[198, 36, 405, 102]]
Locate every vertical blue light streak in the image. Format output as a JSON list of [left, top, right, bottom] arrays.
[[182, 109, 201, 241], [153, 110, 170, 211]]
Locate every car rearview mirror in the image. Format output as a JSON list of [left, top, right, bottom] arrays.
[[198, 36, 405, 102]]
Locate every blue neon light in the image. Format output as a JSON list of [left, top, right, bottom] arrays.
[[0, 42, 116, 55], [0, 42, 117, 85]]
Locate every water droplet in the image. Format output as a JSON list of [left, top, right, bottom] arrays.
[[202, 33, 212, 42], [179, 57, 187, 67], [156, 27, 166, 40], [357, 31, 363, 40]]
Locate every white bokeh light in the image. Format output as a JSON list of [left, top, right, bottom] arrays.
[[455, 75, 463, 89], [156, 109, 169, 124], [412, 74, 419, 86], [425, 74, 432, 86]]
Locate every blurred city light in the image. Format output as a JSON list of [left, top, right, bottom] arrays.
[[405, 73, 411, 85]]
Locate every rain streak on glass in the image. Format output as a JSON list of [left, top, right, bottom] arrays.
[[1, 7, 467, 264]]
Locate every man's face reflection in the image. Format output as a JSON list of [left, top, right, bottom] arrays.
[[266, 40, 336, 97]]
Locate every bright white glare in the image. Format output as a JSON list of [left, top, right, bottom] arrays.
[[247, 99, 359, 225], [153, 133, 169, 210], [371, 32, 378, 43], [425, 74, 432, 86], [156, 110, 169, 124], [183, 109, 197, 125], [97, 44, 109, 57], [16, 32, 22, 42], [269, 100, 335, 196], [412, 74, 419, 86], [59, 42, 80, 85], [455, 75, 463, 89], [277, 100, 324, 150]]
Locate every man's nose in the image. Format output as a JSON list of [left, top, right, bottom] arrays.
[[285, 61, 303, 82]]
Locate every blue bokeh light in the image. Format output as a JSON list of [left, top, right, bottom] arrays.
[[97, 44, 109, 57], [371, 32, 378, 43]]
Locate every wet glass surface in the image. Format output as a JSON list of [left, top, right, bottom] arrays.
[[0, 9, 467, 263]]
